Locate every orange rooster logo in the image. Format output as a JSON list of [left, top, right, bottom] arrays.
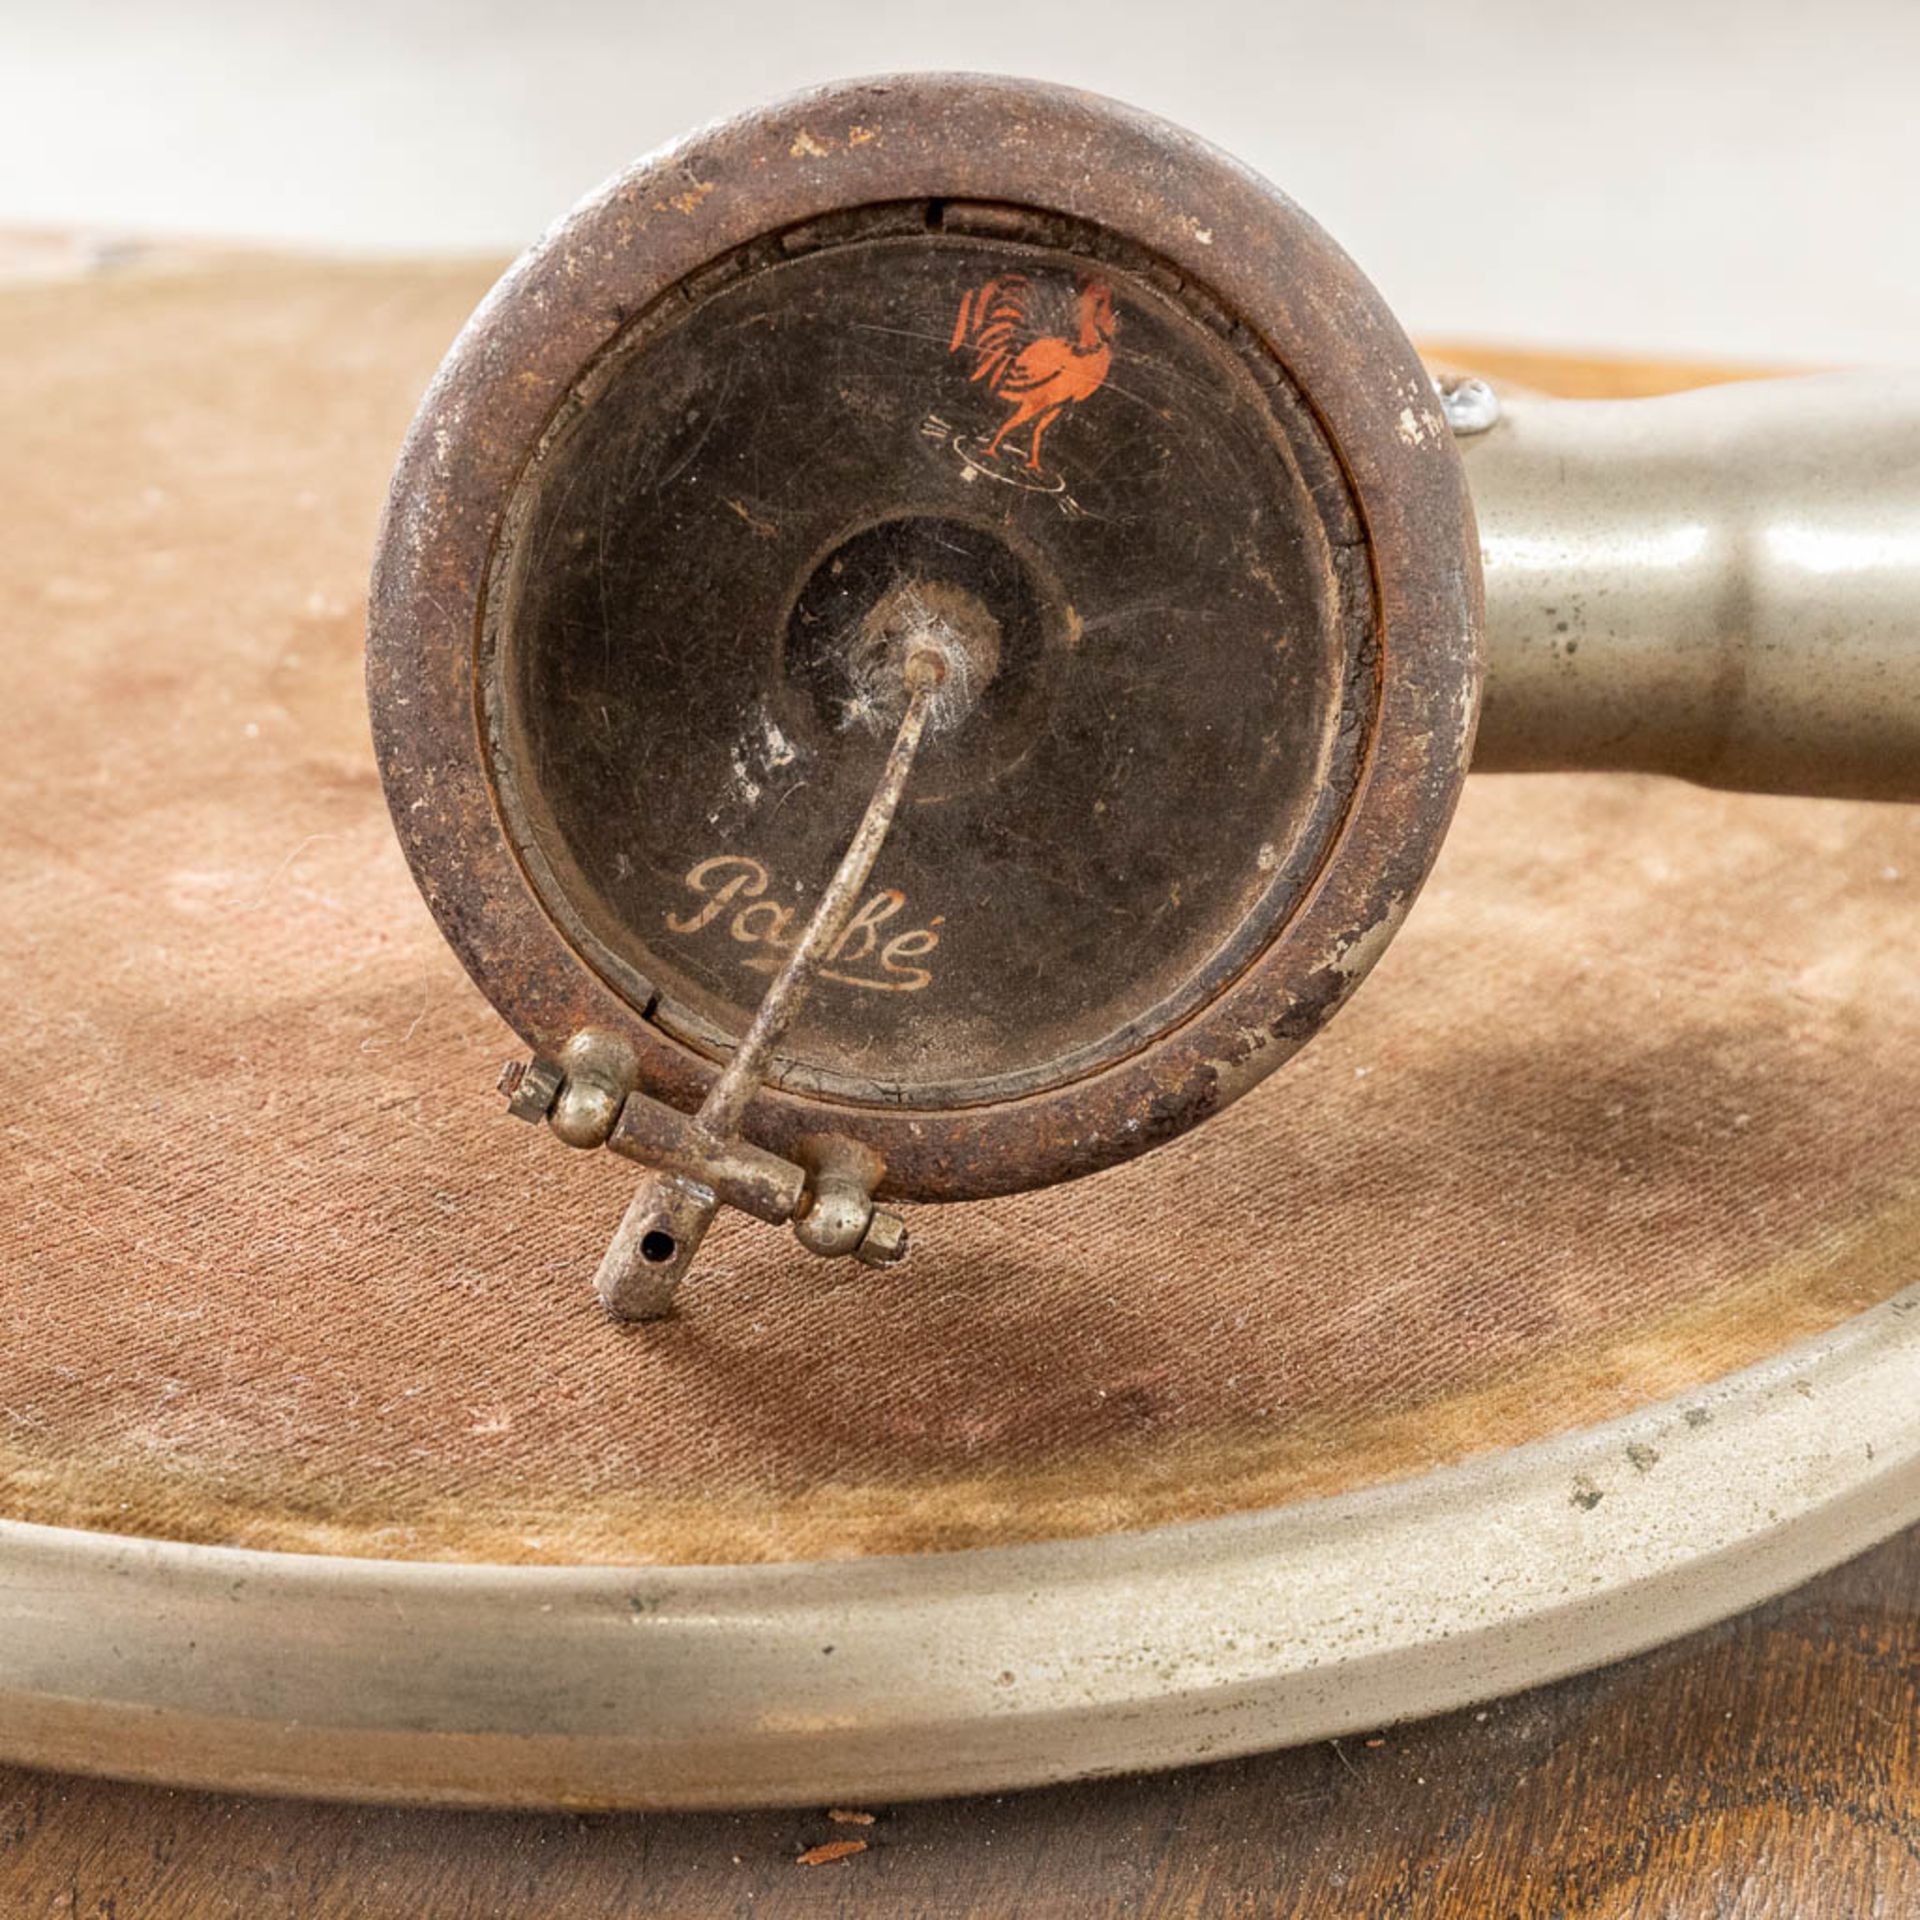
[[948, 272, 1117, 472]]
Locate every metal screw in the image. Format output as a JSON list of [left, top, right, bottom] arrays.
[[1436, 374, 1502, 436]]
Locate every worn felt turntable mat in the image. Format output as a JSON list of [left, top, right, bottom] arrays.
[[0, 251, 1914, 1567]]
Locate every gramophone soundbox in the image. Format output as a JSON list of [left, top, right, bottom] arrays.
[[0, 75, 1914, 1810]]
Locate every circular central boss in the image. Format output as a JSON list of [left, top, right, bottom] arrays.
[[782, 515, 1039, 785], [484, 210, 1374, 1107]]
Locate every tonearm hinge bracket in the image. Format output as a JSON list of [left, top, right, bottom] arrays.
[[495, 640, 951, 1322]]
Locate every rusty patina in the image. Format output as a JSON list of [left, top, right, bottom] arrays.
[[367, 73, 1482, 1206]]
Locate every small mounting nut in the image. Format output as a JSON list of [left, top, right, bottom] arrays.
[[855, 1207, 909, 1267], [1435, 373, 1501, 436], [502, 1056, 565, 1125]]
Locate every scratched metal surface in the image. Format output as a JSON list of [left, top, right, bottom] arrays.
[[367, 78, 1481, 1206]]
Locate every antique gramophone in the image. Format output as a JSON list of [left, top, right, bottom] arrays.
[[1, 73, 1913, 1813], [369, 73, 1918, 1321]]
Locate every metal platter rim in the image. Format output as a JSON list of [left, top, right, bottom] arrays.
[[2, 1285, 1912, 1808], [367, 71, 1482, 1201]]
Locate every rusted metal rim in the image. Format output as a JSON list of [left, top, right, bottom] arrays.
[[1, 1287, 1912, 1808], [368, 73, 1482, 1202]]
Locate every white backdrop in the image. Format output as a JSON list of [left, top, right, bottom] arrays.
[[5, 0, 1917, 363]]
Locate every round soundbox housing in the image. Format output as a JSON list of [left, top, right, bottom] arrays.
[[368, 73, 1482, 1201]]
